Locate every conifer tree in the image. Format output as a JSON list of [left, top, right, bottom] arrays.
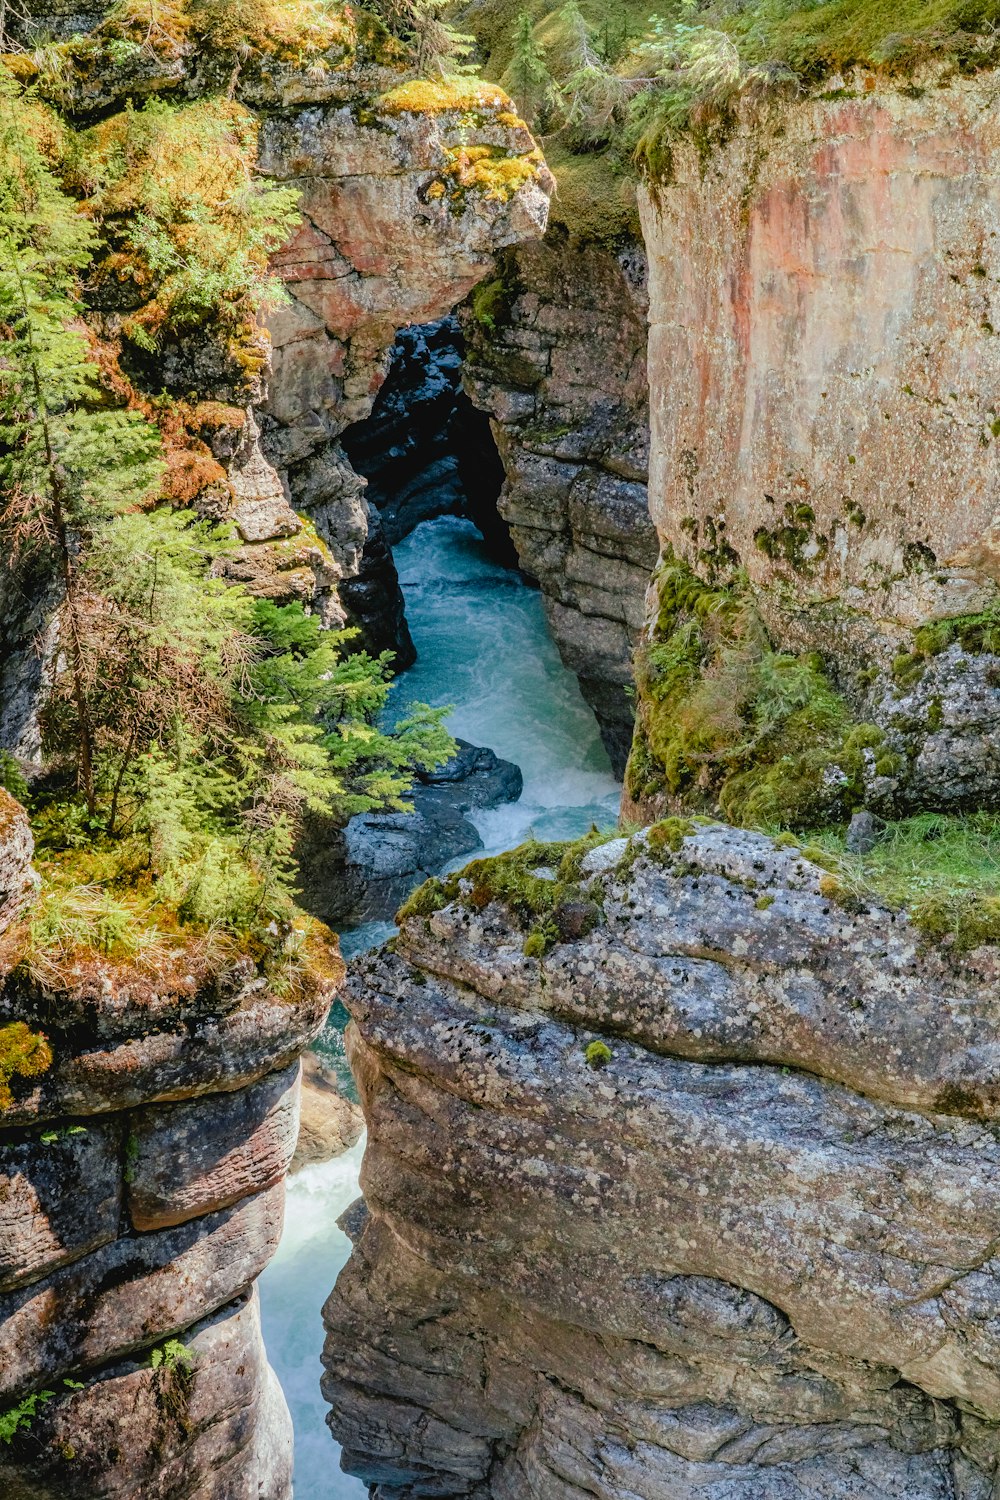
[[0, 69, 163, 811], [501, 12, 557, 129]]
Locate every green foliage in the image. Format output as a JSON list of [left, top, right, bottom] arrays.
[[469, 276, 510, 331], [150, 1338, 194, 1373], [629, 553, 886, 830], [0, 1390, 55, 1443], [0, 69, 455, 987], [71, 96, 301, 350], [0, 1022, 52, 1111], [803, 812, 1000, 949], [500, 10, 558, 125], [0, 750, 29, 801]]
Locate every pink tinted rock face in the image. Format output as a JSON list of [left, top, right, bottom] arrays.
[[641, 74, 1000, 627]]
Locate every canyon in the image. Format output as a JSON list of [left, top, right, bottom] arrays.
[[321, 66, 1000, 1500], [4, 11, 1000, 1500]]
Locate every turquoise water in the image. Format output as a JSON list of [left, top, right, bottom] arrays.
[[259, 515, 621, 1497]]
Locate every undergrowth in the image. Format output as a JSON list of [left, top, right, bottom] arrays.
[[627, 553, 893, 830]]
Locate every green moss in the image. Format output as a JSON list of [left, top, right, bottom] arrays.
[[892, 651, 927, 688], [646, 816, 696, 856], [543, 137, 641, 243], [629, 552, 887, 831], [396, 828, 617, 936], [755, 893, 775, 910], [584, 1038, 613, 1068], [0, 1023, 52, 1112], [523, 925, 554, 958], [396, 875, 455, 922], [752, 502, 829, 576], [469, 276, 509, 332]]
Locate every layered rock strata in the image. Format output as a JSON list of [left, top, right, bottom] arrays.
[[324, 822, 1000, 1497], [635, 72, 1000, 809], [0, 794, 338, 1498], [463, 233, 659, 773]]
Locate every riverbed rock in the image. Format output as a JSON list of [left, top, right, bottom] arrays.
[[323, 821, 1000, 1496], [297, 739, 524, 927], [292, 1051, 364, 1172]]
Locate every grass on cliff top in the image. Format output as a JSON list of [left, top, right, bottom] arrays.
[[793, 813, 1000, 948], [5, 833, 341, 1001], [722, 0, 1000, 76]]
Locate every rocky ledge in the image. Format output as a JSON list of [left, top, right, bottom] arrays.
[[324, 820, 1000, 1498], [0, 794, 339, 1498]]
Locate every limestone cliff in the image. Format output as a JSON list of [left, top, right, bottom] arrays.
[[325, 823, 1000, 1498], [633, 70, 1000, 818], [0, 791, 337, 1498], [259, 76, 552, 626], [462, 233, 658, 774]]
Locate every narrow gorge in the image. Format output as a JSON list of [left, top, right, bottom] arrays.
[[3, 4, 1000, 1500]]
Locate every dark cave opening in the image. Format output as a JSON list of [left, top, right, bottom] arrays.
[[339, 317, 518, 666]]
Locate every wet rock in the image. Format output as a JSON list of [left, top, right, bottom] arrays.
[[641, 77, 1000, 636], [0, 790, 36, 935], [297, 739, 523, 927], [292, 1052, 364, 1172], [0, 982, 331, 1127], [260, 88, 551, 630], [462, 234, 658, 774]]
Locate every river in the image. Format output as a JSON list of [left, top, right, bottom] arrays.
[[259, 514, 621, 1496]]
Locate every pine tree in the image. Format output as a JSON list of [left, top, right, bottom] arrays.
[[501, 12, 557, 129], [0, 69, 164, 811]]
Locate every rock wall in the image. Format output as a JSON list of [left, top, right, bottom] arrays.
[[640, 72, 1000, 631], [259, 84, 551, 628], [324, 822, 1000, 1498], [625, 70, 1000, 820], [462, 232, 658, 774], [0, 793, 337, 1498]]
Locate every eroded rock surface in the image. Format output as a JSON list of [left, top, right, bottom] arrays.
[[260, 86, 551, 627], [463, 233, 658, 773], [324, 823, 1000, 1497], [0, 806, 337, 1498], [292, 1052, 364, 1173]]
